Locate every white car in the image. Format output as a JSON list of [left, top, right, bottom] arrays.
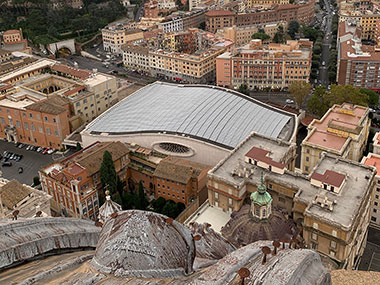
[[285, 99, 294, 104], [47, 148, 56, 155], [36, 147, 43, 152]]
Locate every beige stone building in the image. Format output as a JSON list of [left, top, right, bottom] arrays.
[[246, 0, 289, 8], [102, 26, 144, 54], [206, 132, 376, 269], [216, 22, 288, 47], [301, 103, 370, 174]]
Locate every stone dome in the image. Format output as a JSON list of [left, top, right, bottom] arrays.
[[221, 205, 298, 248], [91, 210, 195, 278]]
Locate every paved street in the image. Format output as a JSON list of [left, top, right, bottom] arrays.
[[319, 0, 334, 86], [358, 226, 380, 271], [0, 141, 53, 185], [249, 91, 294, 106]]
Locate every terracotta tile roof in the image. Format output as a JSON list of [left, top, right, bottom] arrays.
[[62, 85, 86, 97], [362, 154, 380, 175], [0, 180, 32, 209], [205, 10, 235, 17], [51, 64, 91, 80], [311, 170, 346, 187], [68, 141, 129, 177], [3, 30, 21, 35], [245, 147, 285, 169], [26, 95, 69, 115], [154, 157, 209, 184]]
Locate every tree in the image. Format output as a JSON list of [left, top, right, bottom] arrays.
[[75, 142, 82, 152], [152, 197, 167, 212], [360, 88, 379, 107], [287, 21, 300, 39], [273, 26, 286, 43], [136, 181, 148, 210], [238, 83, 249, 95], [289, 81, 311, 109], [252, 32, 270, 41], [33, 176, 40, 186], [100, 150, 117, 194]]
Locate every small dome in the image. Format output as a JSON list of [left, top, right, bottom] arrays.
[[221, 205, 298, 248], [91, 210, 195, 278], [97, 194, 122, 223]]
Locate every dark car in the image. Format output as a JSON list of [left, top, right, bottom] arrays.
[[18, 167, 23, 174], [16, 155, 23, 162], [2, 161, 12, 167]]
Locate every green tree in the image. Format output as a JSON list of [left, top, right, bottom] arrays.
[[252, 32, 270, 41], [273, 26, 286, 43], [100, 150, 117, 194], [33, 176, 40, 186], [238, 83, 249, 95], [152, 197, 167, 212], [287, 21, 300, 39], [289, 81, 311, 109], [360, 88, 379, 107], [136, 181, 148, 210], [162, 200, 177, 218]]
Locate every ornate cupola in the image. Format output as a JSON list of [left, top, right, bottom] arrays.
[[250, 173, 273, 220]]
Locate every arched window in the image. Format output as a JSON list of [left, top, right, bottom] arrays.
[[255, 206, 260, 217], [262, 208, 267, 218]]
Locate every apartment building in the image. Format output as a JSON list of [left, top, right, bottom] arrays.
[[217, 22, 288, 47], [337, 21, 380, 88], [156, 0, 176, 9], [39, 141, 130, 220], [0, 94, 71, 148], [2, 30, 22, 44], [205, 0, 315, 33], [122, 29, 233, 83], [361, 152, 380, 225], [158, 17, 184, 33], [216, 39, 312, 89], [150, 47, 225, 83], [246, 0, 289, 8], [0, 49, 12, 63], [207, 132, 375, 269], [360, 13, 380, 41], [144, 0, 159, 18], [300, 103, 370, 174], [154, 157, 210, 205], [102, 26, 144, 54]]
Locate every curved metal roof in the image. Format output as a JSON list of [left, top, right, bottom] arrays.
[[86, 82, 295, 148]]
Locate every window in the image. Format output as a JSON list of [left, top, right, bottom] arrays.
[[39, 126, 43, 133], [44, 116, 48, 121], [313, 222, 318, 229], [305, 166, 309, 172], [376, 195, 379, 199], [0, 117, 4, 125], [330, 240, 336, 249], [16, 121, 20, 128], [311, 233, 317, 241], [55, 130, 59, 136], [374, 209, 378, 213], [311, 243, 318, 250], [46, 128, 51, 135], [279, 196, 285, 203], [332, 230, 337, 237], [215, 192, 219, 199], [306, 156, 309, 162], [24, 122, 29, 130], [329, 251, 335, 258], [228, 198, 232, 205], [29, 113, 33, 118], [371, 216, 377, 222], [53, 118, 56, 123], [31, 124, 35, 131], [268, 184, 272, 189], [375, 202, 378, 206]]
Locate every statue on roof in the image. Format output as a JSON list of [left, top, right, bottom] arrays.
[[98, 190, 122, 223]]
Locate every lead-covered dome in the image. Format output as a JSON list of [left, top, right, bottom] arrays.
[[91, 210, 195, 278]]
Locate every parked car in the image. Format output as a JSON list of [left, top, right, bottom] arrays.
[[16, 155, 23, 162], [17, 143, 25, 148], [2, 161, 12, 167], [26, 145, 31, 151], [36, 147, 43, 152], [18, 167, 23, 174], [9, 153, 16, 160], [47, 148, 56, 155], [285, 99, 294, 104], [42, 148, 49, 155]]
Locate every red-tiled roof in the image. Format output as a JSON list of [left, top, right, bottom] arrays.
[[245, 147, 285, 169], [205, 10, 235, 17], [51, 64, 91, 80], [3, 30, 21, 35], [311, 170, 345, 188]]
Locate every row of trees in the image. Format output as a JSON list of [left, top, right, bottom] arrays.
[[0, 0, 127, 45], [328, 14, 339, 83], [296, 84, 379, 117], [99, 150, 185, 219]]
